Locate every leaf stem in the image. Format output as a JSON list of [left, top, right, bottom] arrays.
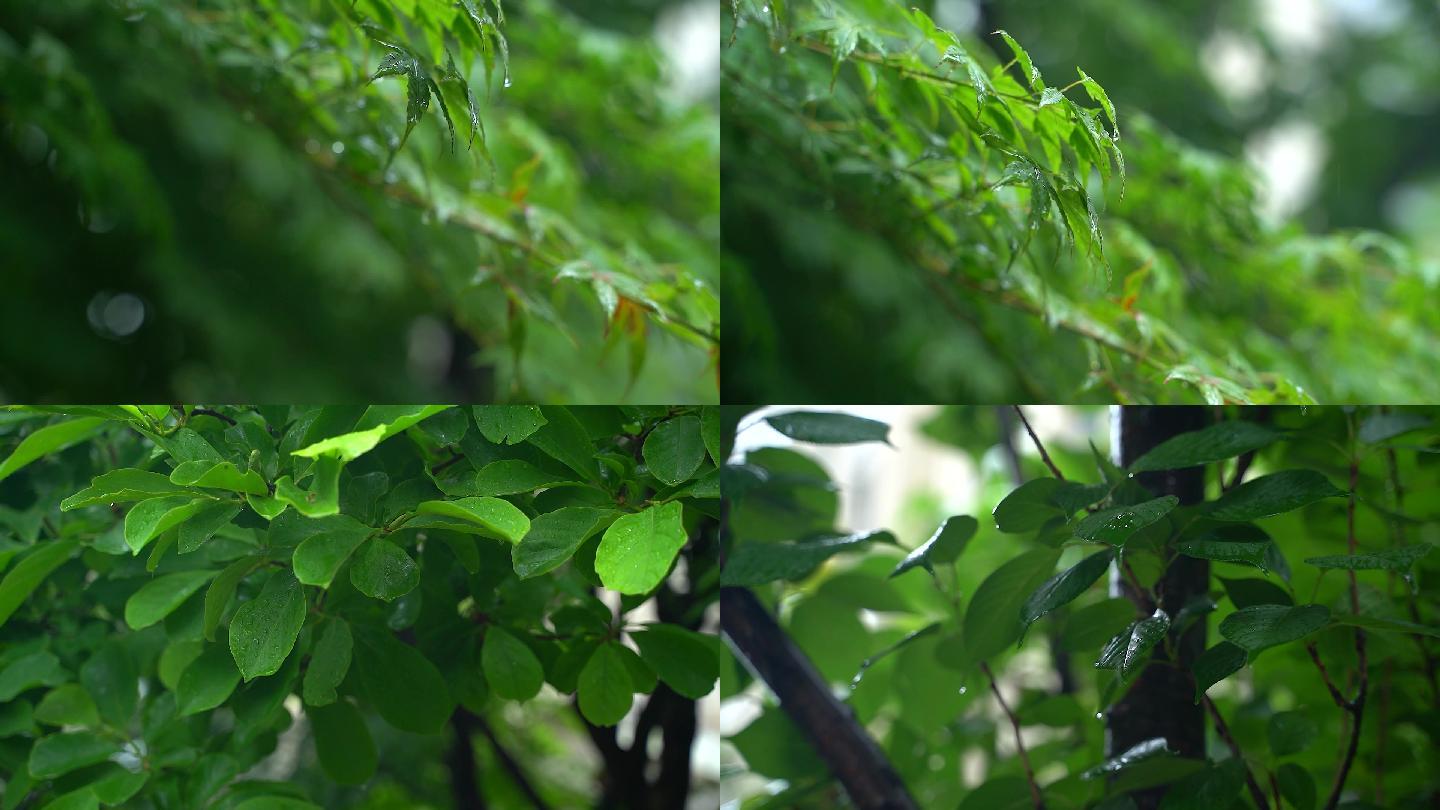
[[980, 661, 1045, 810]]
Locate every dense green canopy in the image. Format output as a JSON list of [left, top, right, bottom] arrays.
[[1, 0, 718, 402], [722, 0, 1440, 404]]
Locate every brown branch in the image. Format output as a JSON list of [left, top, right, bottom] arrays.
[[1202, 696, 1268, 810], [981, 662, 1044, 810], [721, 587, 920, 810], [1321, 449, 1368, 810], [1013, 406, 1065, 480]]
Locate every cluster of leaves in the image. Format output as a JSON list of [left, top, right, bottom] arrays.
[[0, 0, 718, 401], [721, 406, 1440, 808], [0, 405, 720, 808], [722, 0, 1440, 403]]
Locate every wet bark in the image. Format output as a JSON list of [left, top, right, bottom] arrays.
[[1106, 406, 1210, 809]]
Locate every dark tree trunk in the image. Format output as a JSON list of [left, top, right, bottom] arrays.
[[1107, 406, 1211, 809]]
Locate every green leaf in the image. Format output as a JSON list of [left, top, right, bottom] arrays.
[[1074, 496, 1178, 545], [1276, 763, 1316, 810], [205, 556, 259, 643], [958, 777, 1034, 810], [1193, 641, 1248, 702], [60, 468, 191, 510], [1174, 537, 1273, 571], [90, 766, 147, 804], [482, 627, 544, 702], [309, 700, 377, 786], [1157, 759, 1244, 810], [234, 799, 322, 810], [1020, 549, 1114, 634], [994, 30, 1042, 92], [1128, 421, 1279, 472], [294, 406, 451, 461], [0, 650, 66, 701], [1332, 613, 1440, 638], [348, 538, 419, 602], [124, 496, 210, 554], [1219, 604, 1330, 654], [178, 501, 241, 554], [631, 624, 718, 699], [469, 460, 573, 496], [79, 642, 135, 726], [37, 784, 100, 801], [272, 455, 342, 518], [39, 788, 100, 810], [354, 631, 454, 734], [721, 531, 893, 586], [124, 570, 217, 629], [28, 731, 118, 779], [594, 502, 688, 595], [293, 529, 371, 588], [1095, 608, 1170, 677], [764, 411, 890, 445], [992, 478, 1091, 533], [1206, 471, 1345, 522], [302, 618, 353, 706], [890, 515, 978, 578], [1217, 576, 1292, 608], [1059, 598, 1137, 652], [511, 507, 617, 579], [0, 539, 80, 630], [1303, 543, 1433, 571], [577, 642, 633, 726], [0, 417, 107, 484], [526, 406, 597, 480], [473, 405, 547, 445], [416, 497, 530, 542], [1076, 67, 1118, 138], [169, 460, 268, 495], [700, 407, 722, 465], [229, 570, 306, 681], [1268, 710, 1318, 757], [963, 548, 1064, 666], [1358, 411, 1429, 444], [33, 684, 99, 727], [642, 415, 706, 486]]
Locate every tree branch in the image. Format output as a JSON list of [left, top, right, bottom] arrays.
[[980, 662, 1044, 809], [473, 713, 553, 810], [447, 709, 488, 810], [1202, 695, 1268, 810], [1013, 406, 1065, 480], [721, 586, 920, 810]]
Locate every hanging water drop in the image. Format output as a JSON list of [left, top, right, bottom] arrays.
[[957, 685, 967, 695]]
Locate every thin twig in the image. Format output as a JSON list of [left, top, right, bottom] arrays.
[[190, 407, 237, 426], [980, 662, 1044, 810], [1320, 439, 1368, 810], [1013, 406, 1065, 480], [1203, 696, 1269, 810]]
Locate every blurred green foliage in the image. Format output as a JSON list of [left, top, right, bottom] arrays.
[[0, 0, 718, 402], [722, 0, 1440, 404]]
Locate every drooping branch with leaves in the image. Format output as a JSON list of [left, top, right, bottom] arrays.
[[723, 0, 1440, 404], [1, 0, 718, 401]]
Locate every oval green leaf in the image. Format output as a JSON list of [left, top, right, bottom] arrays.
[[594, 501, 688, 595], [229, 570, 306, 681], [482, 627, 544, 702], [349, 538, 419, 602], [1219, 604, 1330, 654], [124, 570, 217, 630], [577, 642, 634, 726], [642, 415, 706, 486]]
